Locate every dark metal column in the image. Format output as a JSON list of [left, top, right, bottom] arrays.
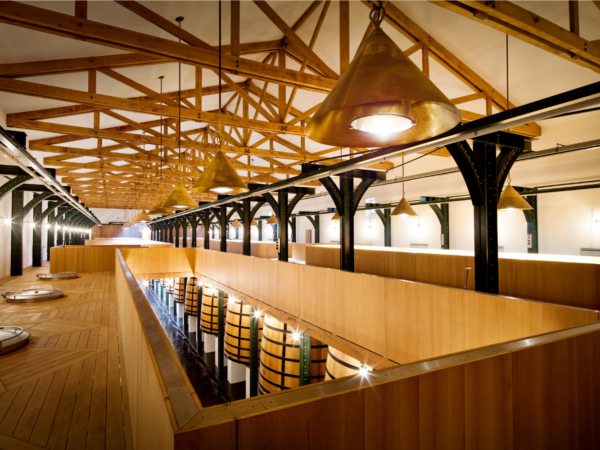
[[32, 203, 42, 267], [174, 221, 180, 248], [290, 217, 297, 243], [249, 306, 259, 397], [11, 189, 23, 276], [203, 211, 211, 249], [47, 206, 56, 261], [523, 194, 538, 254], [242, 199, 251, 256], [314, 215, 320, 243], [339, 177, 354, 271], [258, 220, 263, 241], [277, 190, 289, 262], [375, 208, 392, 247], [190, 215, 197, 248], [473, 141, 500, 294], [219, 205, 227, 252], [217, 289, 225, 375], [427, 199, 450, 250]]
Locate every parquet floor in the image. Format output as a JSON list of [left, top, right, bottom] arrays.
[[0, 265, 133, 450]]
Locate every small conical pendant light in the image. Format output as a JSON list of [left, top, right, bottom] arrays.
[[391, 156, 418, 217], [192, 150, 249, 195], [232, 218, 242, 228], [162, 181, 197, 210], [267, 214, 278, 224], [192, 7, 248, 196], [498, 175, 533, 211], [331, 211, 340, 221], [148, 195, 172, 215], [306, 4, 461, 147], [134, 210, 152, 224], [162, 17, 197, 211], [251, 218, 258, 227]]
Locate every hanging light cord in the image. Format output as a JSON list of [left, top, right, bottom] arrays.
[[159, 76, 165, 196], [178, 19, 183, 180], [218, 0, 223, 149], [401, 155, 405, 197]]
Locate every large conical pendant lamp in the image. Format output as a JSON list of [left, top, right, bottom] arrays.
[[306, 6, 461, 147], [498, 177, 533, 211], [192, 150, 249, 195], [162, 181, 197, 210], [391, 198, 418, 217], [148, 196, 172, 215]]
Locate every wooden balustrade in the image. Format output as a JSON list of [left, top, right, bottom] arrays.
[[306, 245, 600, 310]]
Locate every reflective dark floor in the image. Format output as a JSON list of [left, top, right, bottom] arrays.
[[140, 283, 246, 407]]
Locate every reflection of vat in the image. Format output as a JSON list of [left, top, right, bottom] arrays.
[[37, 272, 78, 280], [0, 326, 30, 354], [2, 288, 65, 303]]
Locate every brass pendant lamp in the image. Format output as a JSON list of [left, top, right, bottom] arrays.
[[192, 3, 248, 196], [498, 175, 533, 211], [162, 17, 197, 211], [391, 156, 418, 217], [251, 218, 258, 227], [134, 210, 152, 224], [331, 212, 340, 221], [306, 4, 461, 147], [232, 218, 242, 228], [267, 214, 278, 224]]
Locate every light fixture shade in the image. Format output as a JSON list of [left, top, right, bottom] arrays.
[[162, 182, 197, 210], [331, 212, 340, 221], [267, 215, 278, 224], [192, 150, 249, 195], [148, 196, 172, 215], [498, 185, 533, 211], [306, 27, 461, 147], [232, 218, 242, 228], [133, 210, 152, 223], [391, 197, 418, 217], [251, 218, 258, 227]]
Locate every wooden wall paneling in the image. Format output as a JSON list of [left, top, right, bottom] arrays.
[[415, 253, 475, 290], [337, 271, 387, 354], [115, 261, 176, 450], [306, 245, 340, 269], [275, 261, 300, 318], [91, 224, 142, 239], [355, 248, 393, 278], [388, 251, 417, 281], [297, 264, 322, 328], [291, 243, 306, 261]]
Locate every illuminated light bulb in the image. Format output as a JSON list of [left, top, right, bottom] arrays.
[[211, 187, 233, 194], [359, 366, 370, 377], [350, 114, 415, 136], [142, 280, 148, 287], [4, 218, 11, 225], [253, 310, 262, 319], [292, 331, 301, 341], [30, 223, 36, 228]]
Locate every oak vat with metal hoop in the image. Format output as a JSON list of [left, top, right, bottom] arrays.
[[200, 286, 227, 335], [185, 277, 199, 316], [224, 299, 263, 366], [324, 347, 373, 380], [259, 315, 327, 395], [174, 278, 186, 304]]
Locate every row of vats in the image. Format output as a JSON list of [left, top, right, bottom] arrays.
[[146, 277, 372, 397]]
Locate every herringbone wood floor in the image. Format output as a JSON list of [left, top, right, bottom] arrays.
[[0, 265, 133, 450]]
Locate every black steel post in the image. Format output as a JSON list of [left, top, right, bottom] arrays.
[[258, 220, 263, 241], [190, 215, 197, 248], [428, 200, 450, 250], [278, 190, 289, 262], [203, 211, 211, 249], [339, 177, 355, 271], [11, 189, 23, 276], [299, 333, 312, 386], [47, 205, 56, 260], [32, 203, 42, 267], [181, 219, 187, 247], [523, 194, 539, 254], [473, 141, 500, 294], [376, 209, 392, 247], [314, 215, 320, 243], [249, 306, 259, 397], [174, 222, 180, 247], [290, 217, 297, 243], [242, 199, 251, 256], [217, 289, 225, 375], [220, 205, 227, 252]]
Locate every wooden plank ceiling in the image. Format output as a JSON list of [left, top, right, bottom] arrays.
[[3, 0, 592, 211]]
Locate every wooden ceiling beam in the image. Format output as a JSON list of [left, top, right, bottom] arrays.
[[430, 1, 600, 74], [1, 78, 304, 135], [0, 1, 336, 92]]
